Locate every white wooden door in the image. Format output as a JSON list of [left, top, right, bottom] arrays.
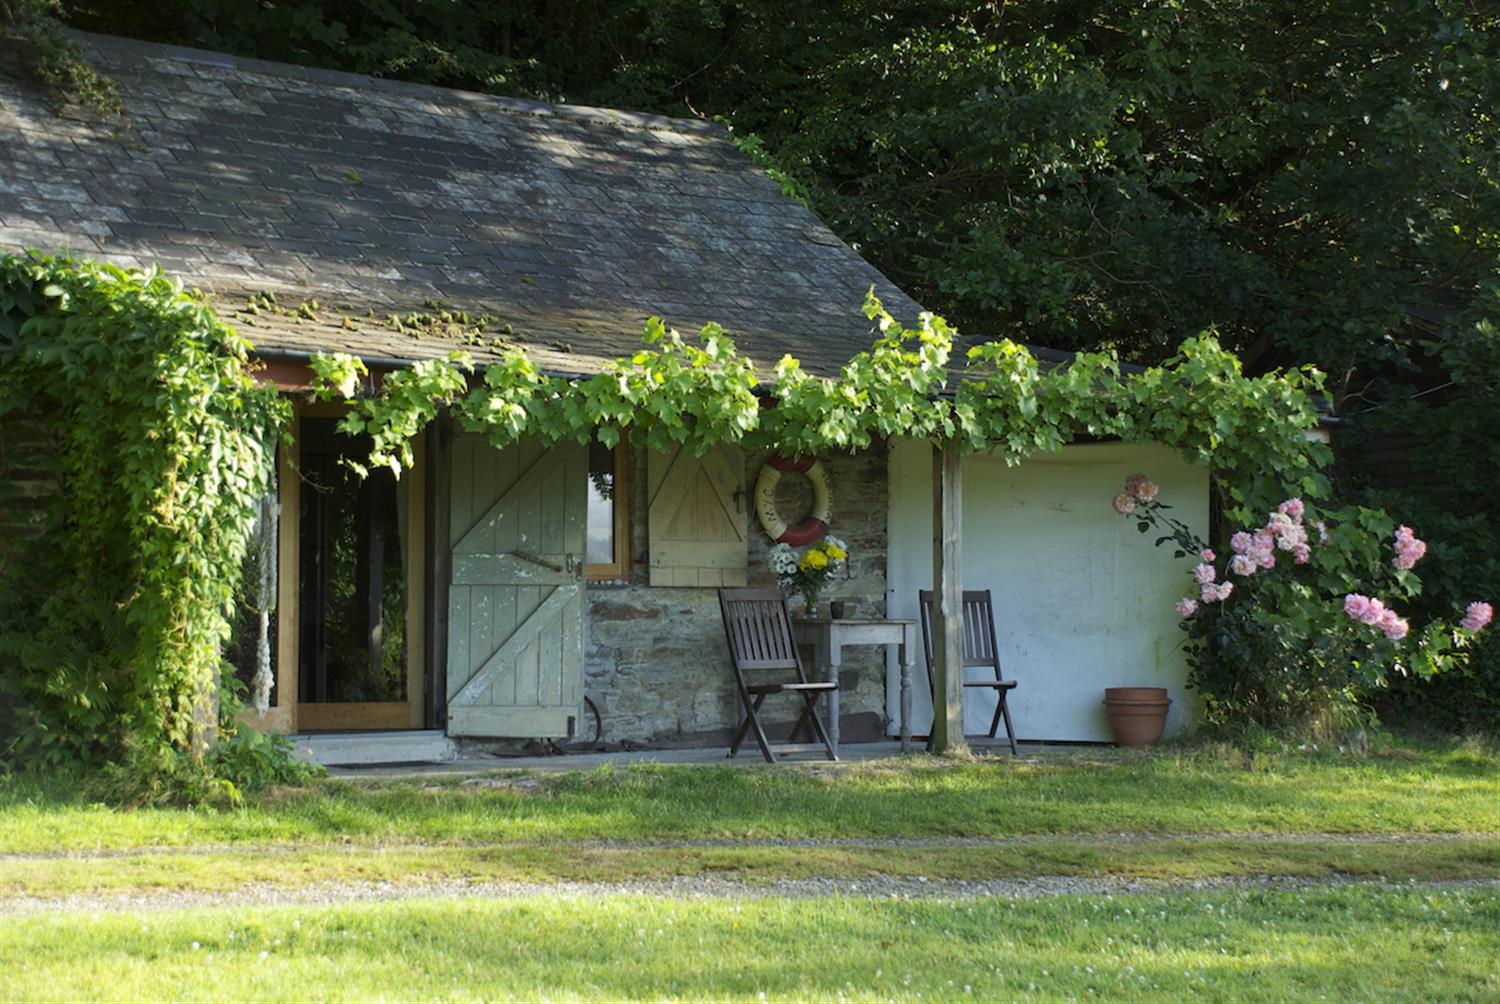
[[446, 435, 585, 737]]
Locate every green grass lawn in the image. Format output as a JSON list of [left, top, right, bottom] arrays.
[[2, 739, 1497, 853], [5, 837, 1500, 899], [2, 738, 1498, 1001], [3, 887, 1498, 1002]]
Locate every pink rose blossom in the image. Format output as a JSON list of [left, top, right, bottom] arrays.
[[1267, 513, 1307, 552], [1392, 525, 1426, 571], [1192, 563, 1217, 585], [1461, 602, 1494, 632], [1200, 549, 1215, 562], [1346, 593, 1403, 636], [1293, 543, 1311, 565], [1277, 498, 1306, 522], [1314, 521, 1330, 545], [1199, 581, 1233, 604], [1112, 493, 1137, 516], [1345, 593, 1388, 625], [1377, 609, 1409, 641], [1123, 473, 1159, 502], [1176, 597, 1198, 617], [1230, 554, 1257, 577], [1230, 531, 1253, 555], [1359, 599, 1387, 626], [1250, 528, 1277, 568]]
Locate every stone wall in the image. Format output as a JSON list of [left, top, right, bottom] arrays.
[[584, 443, 891, 746]]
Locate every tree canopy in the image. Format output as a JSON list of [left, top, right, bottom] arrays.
[[61, 0, 1500, 389]]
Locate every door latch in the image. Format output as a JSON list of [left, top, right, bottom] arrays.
[[514, 549, 564, 573]]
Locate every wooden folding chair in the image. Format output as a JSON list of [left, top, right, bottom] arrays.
[[717, 587, 839, 763], [918, 589, 1020, 755]]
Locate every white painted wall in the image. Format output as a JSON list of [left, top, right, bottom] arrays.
[[884, 439, 1210, 742]]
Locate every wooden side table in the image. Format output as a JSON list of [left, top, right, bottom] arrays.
[[791, 617, 919, 754]]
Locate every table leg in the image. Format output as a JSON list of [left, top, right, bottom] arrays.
[[825, 641, 841, 755], [899, 629, 914, 754]]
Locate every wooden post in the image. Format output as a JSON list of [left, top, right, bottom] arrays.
[[428, 414, 452, 730], [930, 442, 968, 754]]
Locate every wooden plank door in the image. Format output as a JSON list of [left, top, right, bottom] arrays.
[[647, 444, 748, 586], [446, 435, 585, 738]]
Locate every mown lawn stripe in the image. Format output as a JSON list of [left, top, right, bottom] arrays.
[[2, 886, 1497, 1001], [3, 837, 1498, 899]]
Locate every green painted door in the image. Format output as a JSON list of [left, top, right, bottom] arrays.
[[446, 435, 585, 738]]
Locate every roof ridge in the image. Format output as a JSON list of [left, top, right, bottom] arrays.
[[69, 29, 727, 138]]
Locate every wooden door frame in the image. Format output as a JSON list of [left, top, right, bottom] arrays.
[[290, 402, 428, 732], [428, 414, 452, 730]]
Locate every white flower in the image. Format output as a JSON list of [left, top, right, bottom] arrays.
[[768, 543, 799, 577]]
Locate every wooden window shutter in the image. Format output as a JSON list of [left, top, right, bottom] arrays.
[[647, 443, 748, 586]]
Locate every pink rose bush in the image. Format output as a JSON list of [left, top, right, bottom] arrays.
[[1113, 472, 1491, 729], [1113, 473, 1490, 643]]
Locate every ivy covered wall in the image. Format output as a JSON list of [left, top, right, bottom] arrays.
[[0, 253, 288, 789]]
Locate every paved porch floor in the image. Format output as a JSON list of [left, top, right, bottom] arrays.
[[329, 739, 1095, 779]]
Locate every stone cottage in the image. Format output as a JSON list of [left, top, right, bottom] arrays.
[[1, 33, 1207, 763]]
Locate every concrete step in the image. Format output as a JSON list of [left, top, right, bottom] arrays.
[[290, 730, 458, 767]]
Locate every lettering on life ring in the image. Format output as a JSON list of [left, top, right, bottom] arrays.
[[755, 456, 832, 546]]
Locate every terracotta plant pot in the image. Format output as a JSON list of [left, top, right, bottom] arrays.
[[1103, 686, 1172, 748]]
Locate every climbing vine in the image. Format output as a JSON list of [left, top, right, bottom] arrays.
[[1, 0, 124, 119], [0, 253, 295, 796], [312, 290, 1331, 526]]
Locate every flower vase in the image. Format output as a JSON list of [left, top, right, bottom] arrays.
[[802, 592, 819, 618]]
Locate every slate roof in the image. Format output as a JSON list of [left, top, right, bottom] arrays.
[[0, 32, 925, 377]]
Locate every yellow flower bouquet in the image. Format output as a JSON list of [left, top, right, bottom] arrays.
[[769, 536, 849, 616]]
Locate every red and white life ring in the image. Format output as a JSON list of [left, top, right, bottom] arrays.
[[755, 456, 832, 546]]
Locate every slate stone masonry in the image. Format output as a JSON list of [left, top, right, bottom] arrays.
[[585, 445, 891, 746]]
